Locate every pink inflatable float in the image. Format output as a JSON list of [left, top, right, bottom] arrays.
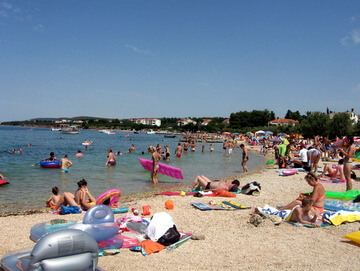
[[139, 158, 184, 180]]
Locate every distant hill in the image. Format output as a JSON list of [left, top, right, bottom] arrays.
[[29, 116, 110, 121]]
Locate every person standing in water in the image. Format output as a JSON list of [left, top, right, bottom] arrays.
[[61, 155, 73, 173], [175, 143, 183, 158], [148, 146, 161, 183], [240, 144, 249, 172], [105, 148, 116, 166]]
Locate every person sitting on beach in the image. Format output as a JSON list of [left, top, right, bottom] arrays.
[[74, 179, 96, 211], [320, 159, 345, 181], [61, 155, 73, 173], [53, 179, 96, 211], [105, 148, 116, 166], [46, 187, 62, 209], [286, 197, 320, 227], [75, 150, 84, 158], [46, 152, 56, 161], [278, 173, 325, 215], [190, 175, 240, 192]]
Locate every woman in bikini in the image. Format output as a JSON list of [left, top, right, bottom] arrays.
[[278, 173, 325, 215], [339, 136, 356, 191], [148, 146, 161, 183]]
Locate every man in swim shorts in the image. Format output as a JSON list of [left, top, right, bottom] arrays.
[[175, 143, 183, 158], [240, 144, 249, 172]]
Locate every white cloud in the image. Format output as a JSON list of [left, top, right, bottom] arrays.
[[125, 44, 153, 55], [351, 29, 360, 44], [350, 16, 357, 23], [352, 83, 360, 93], [0, 1, 12, 10], [33, 24, 44, 32], [340, 36, 349, 46]]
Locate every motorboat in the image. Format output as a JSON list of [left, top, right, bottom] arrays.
[[99, 130, 115, 135], [146, 130, 156, 134], [60, 125, 80, 134], [50, 127, 61, 131]]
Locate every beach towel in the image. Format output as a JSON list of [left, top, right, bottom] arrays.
[[191, 201, 250, 211], [323, 210, 360, 226], [324, 200, 360, 212], [213, 190, 236, 197]]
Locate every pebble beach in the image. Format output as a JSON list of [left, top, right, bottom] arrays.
[[0, 152, 359, 271]]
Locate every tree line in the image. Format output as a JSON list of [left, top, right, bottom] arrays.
[[2, 109, 359, 138]]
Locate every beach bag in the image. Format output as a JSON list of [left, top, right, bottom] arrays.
[[157, 225, 180, 246], [241, 182, 261, 196], [60, 205, 82, 215]]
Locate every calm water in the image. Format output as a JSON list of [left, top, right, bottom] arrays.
[[0, 126, 264, 212]]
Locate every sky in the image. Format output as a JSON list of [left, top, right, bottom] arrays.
[[1, 0, 360, 121]]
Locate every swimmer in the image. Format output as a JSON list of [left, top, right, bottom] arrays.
[[46, 152, 56, 161], [61, 155, 73, 173], [128, 144, 136, 153], [75, 150, 84, 158], [116, 151, 123, 155]]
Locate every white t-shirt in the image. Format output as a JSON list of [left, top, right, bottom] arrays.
[[299, 148, 308, 162]]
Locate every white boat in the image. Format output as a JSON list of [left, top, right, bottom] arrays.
[[50, 128, 61, 131], [146, 130, 156, 134], [99, 129, 116, 135], [60, 125, 80, 134]]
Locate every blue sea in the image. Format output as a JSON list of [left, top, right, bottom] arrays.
[[0, 126, 264, 212]]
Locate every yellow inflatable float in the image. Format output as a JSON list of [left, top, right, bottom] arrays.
[[343, 231, 360, 245]]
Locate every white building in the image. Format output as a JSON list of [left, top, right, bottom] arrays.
[[329, 109, 359, 124], [177, 118, 197, 126], [268, 118, 299, 126], [131, 118, 161, 127], [201, 119, 212, 126]]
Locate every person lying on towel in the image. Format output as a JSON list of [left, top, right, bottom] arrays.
[[190, 175, 239, 192]]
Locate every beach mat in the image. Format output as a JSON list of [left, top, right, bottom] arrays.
[[191, 201, 250, 211], [156, 190, 242, 196]]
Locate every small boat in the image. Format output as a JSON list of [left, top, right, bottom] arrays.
[[133, 131, 139, 134], [60, 125, 80, 134], [82, 141, 93, 146], [164, 134, 176, 138], [50, 128, 61, 131], [146, 130, 156, 134], [99, 130, 116, 135]]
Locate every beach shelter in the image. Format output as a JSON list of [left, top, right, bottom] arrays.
[[255, 130, 265, 135], [265, 131, 273, 135]]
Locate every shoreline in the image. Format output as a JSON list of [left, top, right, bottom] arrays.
[[0, 146, 268, 217]]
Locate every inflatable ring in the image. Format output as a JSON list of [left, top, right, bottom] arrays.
[[96, 189, 121, 207], [40, 160, 61, 168]]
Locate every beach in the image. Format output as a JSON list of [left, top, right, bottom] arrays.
[[0, 157, 359, 271]]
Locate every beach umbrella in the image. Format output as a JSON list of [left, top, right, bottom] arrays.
[[279, 133, 287, 136], [265, 131, 273, 135], [332, 139, 344, 149], [255, 130, 265, 135], [270, 138, 282, 143]]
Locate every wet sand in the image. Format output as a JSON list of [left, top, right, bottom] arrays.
[[0, 154, 359, 270]]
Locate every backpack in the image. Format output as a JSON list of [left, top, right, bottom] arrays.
[[241, 182, 261, 195]]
